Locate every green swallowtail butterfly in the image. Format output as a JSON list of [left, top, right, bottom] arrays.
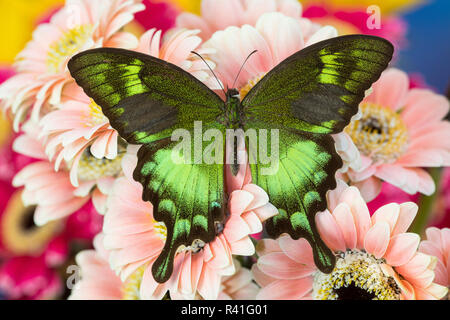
[[68, 34, 393, 283]]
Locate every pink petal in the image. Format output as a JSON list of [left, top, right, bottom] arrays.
[[255, 12, 304, 65], [242, 184, 269, 210], [392, 202, 418, 236], [223, 216, 251, 243], [202, 0, 244, 31], [305, 26, 338, 46], [395, 252, 432, 278], [251, 264, 276, 287], [419, 241, 444, 264], [139, 263, 164, 300], [256, 278, 313, 300], [257, 252, 315, 279], [315, 210, 346, 252], [371, 203, 400, 233], [397, 148, 450, 167], [401, 89, 450, 129], [229, 190, 254, 215], [353, 176, 383, 202], [364, 222, 391, 259], [241, 211, 263, 234], [229, 237, 255, 256], [365, 68, 409, 111], [176, 13, 212, 40], [34, 197, 89, 226], [205, 237, 233, 270], [384, 233, 420, 266], [197, 264, 222, 300], [252, 203, 278, 221], [326, 179, 350, 211], [414, 284, 448, 300], [278, 236, 315, 267], [332, 203, 357, 249], [255, 239, 281, 257], [338, 186, 371, 248]]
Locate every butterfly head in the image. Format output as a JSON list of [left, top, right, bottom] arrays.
[[226, 88, 240, 99]]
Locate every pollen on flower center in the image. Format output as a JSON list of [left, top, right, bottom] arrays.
[[122, 265, 146, 300], [152, 219, 168, 241], [85, 99, 109, 127], [77, 147, 125, 182], [239, 74, 266, 100], [345, 103, 409, 163], [312, 250, 401, 300], [46, 25, 94, 73]]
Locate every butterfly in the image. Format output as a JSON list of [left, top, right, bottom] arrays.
[[68, 34, 393, 283]]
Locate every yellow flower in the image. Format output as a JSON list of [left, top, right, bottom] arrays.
[[0, 0, 64, 64], [0, 111, 11, 148], [300, 0, 423, 15], [167, 0, 201, 13]]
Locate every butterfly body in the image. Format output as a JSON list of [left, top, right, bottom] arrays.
[[220, 88, 244, 129], [68, 35, 394, 283]]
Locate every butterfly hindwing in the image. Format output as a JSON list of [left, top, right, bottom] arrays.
[[242, 35, 393, 273], [245, 123, 340, 272], [68, 49, 226, 283], [134, 131, 226, 283]]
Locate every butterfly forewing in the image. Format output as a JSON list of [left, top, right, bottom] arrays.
[[242, 35, 394, 134], [68, 48, 224, 144]]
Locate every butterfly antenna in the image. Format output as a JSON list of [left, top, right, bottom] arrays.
[[232, 50, 258, 89], [191, 51, 226, 96]]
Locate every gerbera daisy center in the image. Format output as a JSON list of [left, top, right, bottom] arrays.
[[47, 25, 94, 73], [345, 103, 409, 163], [122, 265, 146, 300], [85, 99, 109, 127], [313, 250, 401, 300], [2, 191, 61, 255], [77, 146, 125, 182], [239, 74, 266, 100]]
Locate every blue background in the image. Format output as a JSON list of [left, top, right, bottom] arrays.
[[397, 0, 450, 93]]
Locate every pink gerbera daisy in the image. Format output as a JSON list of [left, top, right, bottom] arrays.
[[11, 121, 107, 225], [252, 181, 448, 300], [102, 145, 277, 300], [420, 227, 450, 299], [68, 235, 125, 300], [70, 234, 258, 300], [40, 83, 124, 190], [343, 68, 450, 201], [176, 0, 306, 40], [0, 0, 144, 129]]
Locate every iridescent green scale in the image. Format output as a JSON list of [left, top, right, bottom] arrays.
[[68, 35, 393, 282]]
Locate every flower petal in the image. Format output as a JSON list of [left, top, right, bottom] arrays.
[[364, 221, 390, 259], [384, 233, 420, 266]]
